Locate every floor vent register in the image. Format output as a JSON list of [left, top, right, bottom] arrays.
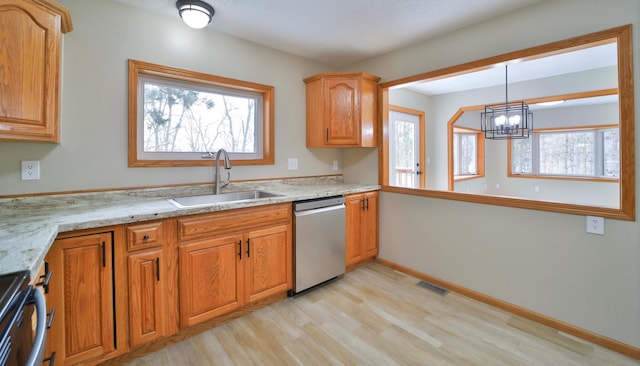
[[417, 281, 450, 296]]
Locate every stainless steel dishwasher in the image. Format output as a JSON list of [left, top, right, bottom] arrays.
[[289, 196, 346, 295]]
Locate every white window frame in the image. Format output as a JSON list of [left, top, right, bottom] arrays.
[[128, 59, 274, 167], [509, 126, 619, 180]]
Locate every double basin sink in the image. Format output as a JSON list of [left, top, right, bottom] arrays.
[[168, 190, 283, 208]]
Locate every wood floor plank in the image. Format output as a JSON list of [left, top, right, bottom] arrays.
[[123, 262, 640, 366]]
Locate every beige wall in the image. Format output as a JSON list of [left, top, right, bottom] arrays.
[[1, 0, 638, 351], [345, 0, 640, 348], [0, 0, 342, 195]]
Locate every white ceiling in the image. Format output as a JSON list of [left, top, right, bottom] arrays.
[[404, 42, 618, 96], [111, 0, 541, 67]]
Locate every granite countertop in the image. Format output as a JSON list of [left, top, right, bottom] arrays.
[[0, 177, 379, 279]]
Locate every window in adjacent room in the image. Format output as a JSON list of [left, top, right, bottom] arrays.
[[510, 126, 619, 179], [128, 60, 274, 167], [453, 127, 484, 180]]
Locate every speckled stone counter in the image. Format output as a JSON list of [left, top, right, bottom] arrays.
[[0, 177, 379, 279]]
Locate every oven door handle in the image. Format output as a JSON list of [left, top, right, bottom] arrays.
[[25, 288, 46, 366]]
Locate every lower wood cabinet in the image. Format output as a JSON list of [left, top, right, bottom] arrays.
[[128, 249, 166, 347], [345, 191, 379, 268], [179, 234, 244, 326], [125, 220, 171, 349], [45, 231, 117, 365], [42, 202, 292, 363], [177, 204, 292, 327], [244, 224, 291, 303]]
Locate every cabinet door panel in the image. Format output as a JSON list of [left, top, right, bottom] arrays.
[[326, 78, 360, 145], [46, 232, 115, 365], [128, 249, 165, 348], [179, 235, 243, 327], [345, 194, 363, 266], [362, 192, 379, 258], [244, 224, 292, 303], [0, 0, 62, 141]]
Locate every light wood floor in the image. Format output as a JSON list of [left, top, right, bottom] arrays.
[[123, 263, 640, 365]]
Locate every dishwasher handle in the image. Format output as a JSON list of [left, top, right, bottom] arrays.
[[294, 196, 345, 212], [294, 203, 345, 217]]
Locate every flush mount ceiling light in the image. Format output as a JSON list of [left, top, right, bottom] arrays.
[[480, 65, 533, 140], [176, 0, 214, 29]]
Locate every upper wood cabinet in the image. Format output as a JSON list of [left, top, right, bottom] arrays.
[[304, 72, 380, 147], [0, 0, 72, 142]]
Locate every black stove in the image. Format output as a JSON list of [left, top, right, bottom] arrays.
[[0, 271, 35, 366], [0, 271, 29, 321]]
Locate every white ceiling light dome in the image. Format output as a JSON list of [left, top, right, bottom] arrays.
[[176, 0, 214, 29]]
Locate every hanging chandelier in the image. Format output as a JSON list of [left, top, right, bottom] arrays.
[[480, 65, 532, 140]]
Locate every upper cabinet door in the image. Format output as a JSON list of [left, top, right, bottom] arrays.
[[305, 72, 380, 148], [326, 77, 360, 145], [0, 0, 72, 142]]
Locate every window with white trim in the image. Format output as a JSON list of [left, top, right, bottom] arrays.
[[128, 60, 274, 166], [511, 127, 619, 178], [453, 131, 478, 176]]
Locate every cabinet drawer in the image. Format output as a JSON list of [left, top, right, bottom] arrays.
[[177, 203, 291, 242], [127, 221, 164, 251]]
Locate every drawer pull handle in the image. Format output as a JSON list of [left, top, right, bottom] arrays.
[[44, 351, 56, 366], [143, 234, 150, 240], [155, 258, 160, 281], [36, 262, 52, 294], [246, 239, 251, 258], [101, 241, 106, 267], [46, 307, 56, 329]]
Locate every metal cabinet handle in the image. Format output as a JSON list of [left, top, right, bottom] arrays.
[[246, 239, 251, 258], [46, 307, 56, 329], [44, 352, 56, 366], [155, 258, 160, 281], [143, 234, 150, 240], [36, 261, 52, 294], [101, 241, 106, 267], [238, 240, 242, 259]]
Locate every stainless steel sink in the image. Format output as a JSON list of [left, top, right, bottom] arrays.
[[168, 190, 283, 208]]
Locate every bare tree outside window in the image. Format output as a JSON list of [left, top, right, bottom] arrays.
[[603, 128, 619, 177], [510, 127, 619, 178], [143, 83, 256, 154], [511, 138, 532, 174], [539, 131, 594, 175], [454, 133, 477, 176], [394, 120, 415, 172]]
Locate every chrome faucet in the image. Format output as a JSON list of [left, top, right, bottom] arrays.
[[214, 149, 231, 194]]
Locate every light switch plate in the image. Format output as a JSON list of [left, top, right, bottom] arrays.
[[287, 158, 298, 170], [21, 160, 40, 180]]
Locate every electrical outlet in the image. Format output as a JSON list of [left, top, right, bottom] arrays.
[[332, 160, 339, 170], [586, 216, 605, 235], [287, 158, 298, 170], [21, 160, 40, 180]]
